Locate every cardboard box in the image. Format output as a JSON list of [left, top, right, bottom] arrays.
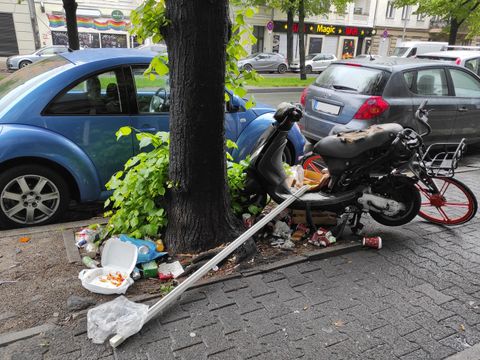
[[291, 210, 337, 226]]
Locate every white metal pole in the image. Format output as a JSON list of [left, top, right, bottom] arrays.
[[110, 185, 310, 348]]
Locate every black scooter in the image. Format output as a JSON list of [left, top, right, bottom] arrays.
[[244, 101, 477, 233]]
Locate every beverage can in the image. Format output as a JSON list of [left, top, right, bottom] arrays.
[[363, 236, 382, 249]]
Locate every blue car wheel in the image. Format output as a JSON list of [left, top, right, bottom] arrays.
[[0, 165, 70, 228]]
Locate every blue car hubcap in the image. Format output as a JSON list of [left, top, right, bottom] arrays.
[[1, 175, 60, 225]]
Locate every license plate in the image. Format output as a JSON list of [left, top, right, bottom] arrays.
[[313, 100, 340, 115]]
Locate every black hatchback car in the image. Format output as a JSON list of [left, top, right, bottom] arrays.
[[299, 57, 480, 144]]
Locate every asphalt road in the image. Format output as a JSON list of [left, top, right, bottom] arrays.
[[254, 91, 303, 107]]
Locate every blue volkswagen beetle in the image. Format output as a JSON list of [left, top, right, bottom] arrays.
[[0, 49, 305, 227]]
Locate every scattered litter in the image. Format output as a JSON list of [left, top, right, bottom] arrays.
[[19, 237, 30, 243], [158, 273, 174, 282], [119, 234, 167, 264], [280, 239, 295, 250], [131, 267, 141, 281], [141, 261, 159, 279], [294, 310, 300, 314], [79, 237, 137, 295], [82, 256, 98, 269], [87, 296, 148, 344], [242, 213, 255, 228], [333, 320, 344, 327], [15, 248, 22, 254], [303, 305, 308, 311], [0, 280, 18, 285], [75, 228, 99, 248], [212, 266, 219, 271], [158, 261, 184, 279], [362, 236, 382, 249], [155, 239, 165, 252], [189, 332, 196, 338], [291, 223, 309, 241], [468, 301, 475, 307], [308, 228, 336, 247], [270, 239, 285, 247], [84, 242, 99, 258], [53, 312, 59, 317], [460, 324, 466, 332], [272, 221, 291, 239]]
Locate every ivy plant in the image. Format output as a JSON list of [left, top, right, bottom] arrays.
[[105, 129, 263, 239]]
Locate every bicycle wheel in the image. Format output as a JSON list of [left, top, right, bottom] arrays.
[[416, 177, 477, 225], [302, 154, 327, 174]]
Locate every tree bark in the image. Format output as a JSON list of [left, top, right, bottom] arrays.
[[298, 0, 306, 80], [286, 7, 294, 65], [449, 17, 459, 45], [62, 0, 79, 50], [162, 0, 242, 253]]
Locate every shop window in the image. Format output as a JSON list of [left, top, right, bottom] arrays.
[[385, 2, 395, 19], [0, 13, 19, 56], [252, 26, 265, 54]]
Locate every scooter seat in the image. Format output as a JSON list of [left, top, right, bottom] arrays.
[[313, 123, 404, 159]]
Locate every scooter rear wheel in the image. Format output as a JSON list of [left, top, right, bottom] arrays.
[[416, 177, 477, 225]]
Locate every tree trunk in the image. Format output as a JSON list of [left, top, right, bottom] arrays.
[[62, 0, 79, 50], [286, 8, 294, 65], [449, 17, 459, 45], [162, 0, 242, 253], [298, 0, 306, 80]]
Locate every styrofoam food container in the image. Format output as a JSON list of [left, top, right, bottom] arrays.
[[78, 237, 138, 295]]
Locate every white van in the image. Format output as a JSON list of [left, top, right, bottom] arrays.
[[392, 41, 448, 58]]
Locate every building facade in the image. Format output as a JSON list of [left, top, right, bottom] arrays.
[[0, 0, 37, 56], [244, 0, 433, 59]]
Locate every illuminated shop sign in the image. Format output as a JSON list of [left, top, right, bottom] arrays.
[[273, 21, 375, 37]]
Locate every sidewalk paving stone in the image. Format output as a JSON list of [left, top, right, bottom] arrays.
[[2, 171, 480, 359]]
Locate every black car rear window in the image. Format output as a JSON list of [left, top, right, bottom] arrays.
[[314, 64, 388, 95]]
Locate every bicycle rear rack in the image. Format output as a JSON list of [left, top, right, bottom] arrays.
[[421, 138, 466, 177]]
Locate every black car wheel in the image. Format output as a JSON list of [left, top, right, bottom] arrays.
[[243, 64, 253, 72], [19, 60, 32, 69], [0, 165, 70, 228], [306, 65, 313, 74], [278, 64, 287, 74]]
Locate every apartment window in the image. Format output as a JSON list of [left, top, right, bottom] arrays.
[[385, 2, 395, 19], [417, 12, 426, 21], [401, 6, 410, 20]]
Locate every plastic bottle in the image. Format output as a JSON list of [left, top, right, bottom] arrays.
[[156, 239, 164, 252], [82, 256, 98, 269]]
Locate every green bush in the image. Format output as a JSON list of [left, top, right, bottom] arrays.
[[104, 128, 262, 239]]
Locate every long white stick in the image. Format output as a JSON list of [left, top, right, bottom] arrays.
[[110, 185, 309, 348]]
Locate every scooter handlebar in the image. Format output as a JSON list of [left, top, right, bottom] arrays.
[[274, 102, 303, 123]]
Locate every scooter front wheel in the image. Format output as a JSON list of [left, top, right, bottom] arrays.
[[416, 177, 477, 225]]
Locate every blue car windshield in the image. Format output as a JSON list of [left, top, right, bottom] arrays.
[[0, 56, 70, 102]]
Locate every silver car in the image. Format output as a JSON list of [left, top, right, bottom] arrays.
[[238, 52, 288, 73], [6, 46, 69, 70], [417, 50, 480, 77], [290, 53, 337, 73]]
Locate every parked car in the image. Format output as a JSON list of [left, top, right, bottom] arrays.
[[136, 43, 167, 54], [299, 56, 480, 146], [417, 50, 480, 77], [444, 45, 480, 51], [0, 49, 305, 228], [6, 45, 69, 70], [392, 41, 448, 58], [355, 54, 381, 59], [289, 53, 337, 73], [238, 53, 288, 73]]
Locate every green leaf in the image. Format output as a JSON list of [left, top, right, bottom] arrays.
[[116, 126, 132, 140]]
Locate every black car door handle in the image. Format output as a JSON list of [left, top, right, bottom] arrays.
[[458, 107, 469, 112]]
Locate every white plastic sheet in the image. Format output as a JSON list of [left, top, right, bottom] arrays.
[[87, 296, 148, 344]]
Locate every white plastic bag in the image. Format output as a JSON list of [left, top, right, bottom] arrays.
[[87, 296, 149, 344]]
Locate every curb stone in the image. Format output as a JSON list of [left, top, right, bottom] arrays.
[[446, 343, 480, 360], [0, 324, 56, 347]]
